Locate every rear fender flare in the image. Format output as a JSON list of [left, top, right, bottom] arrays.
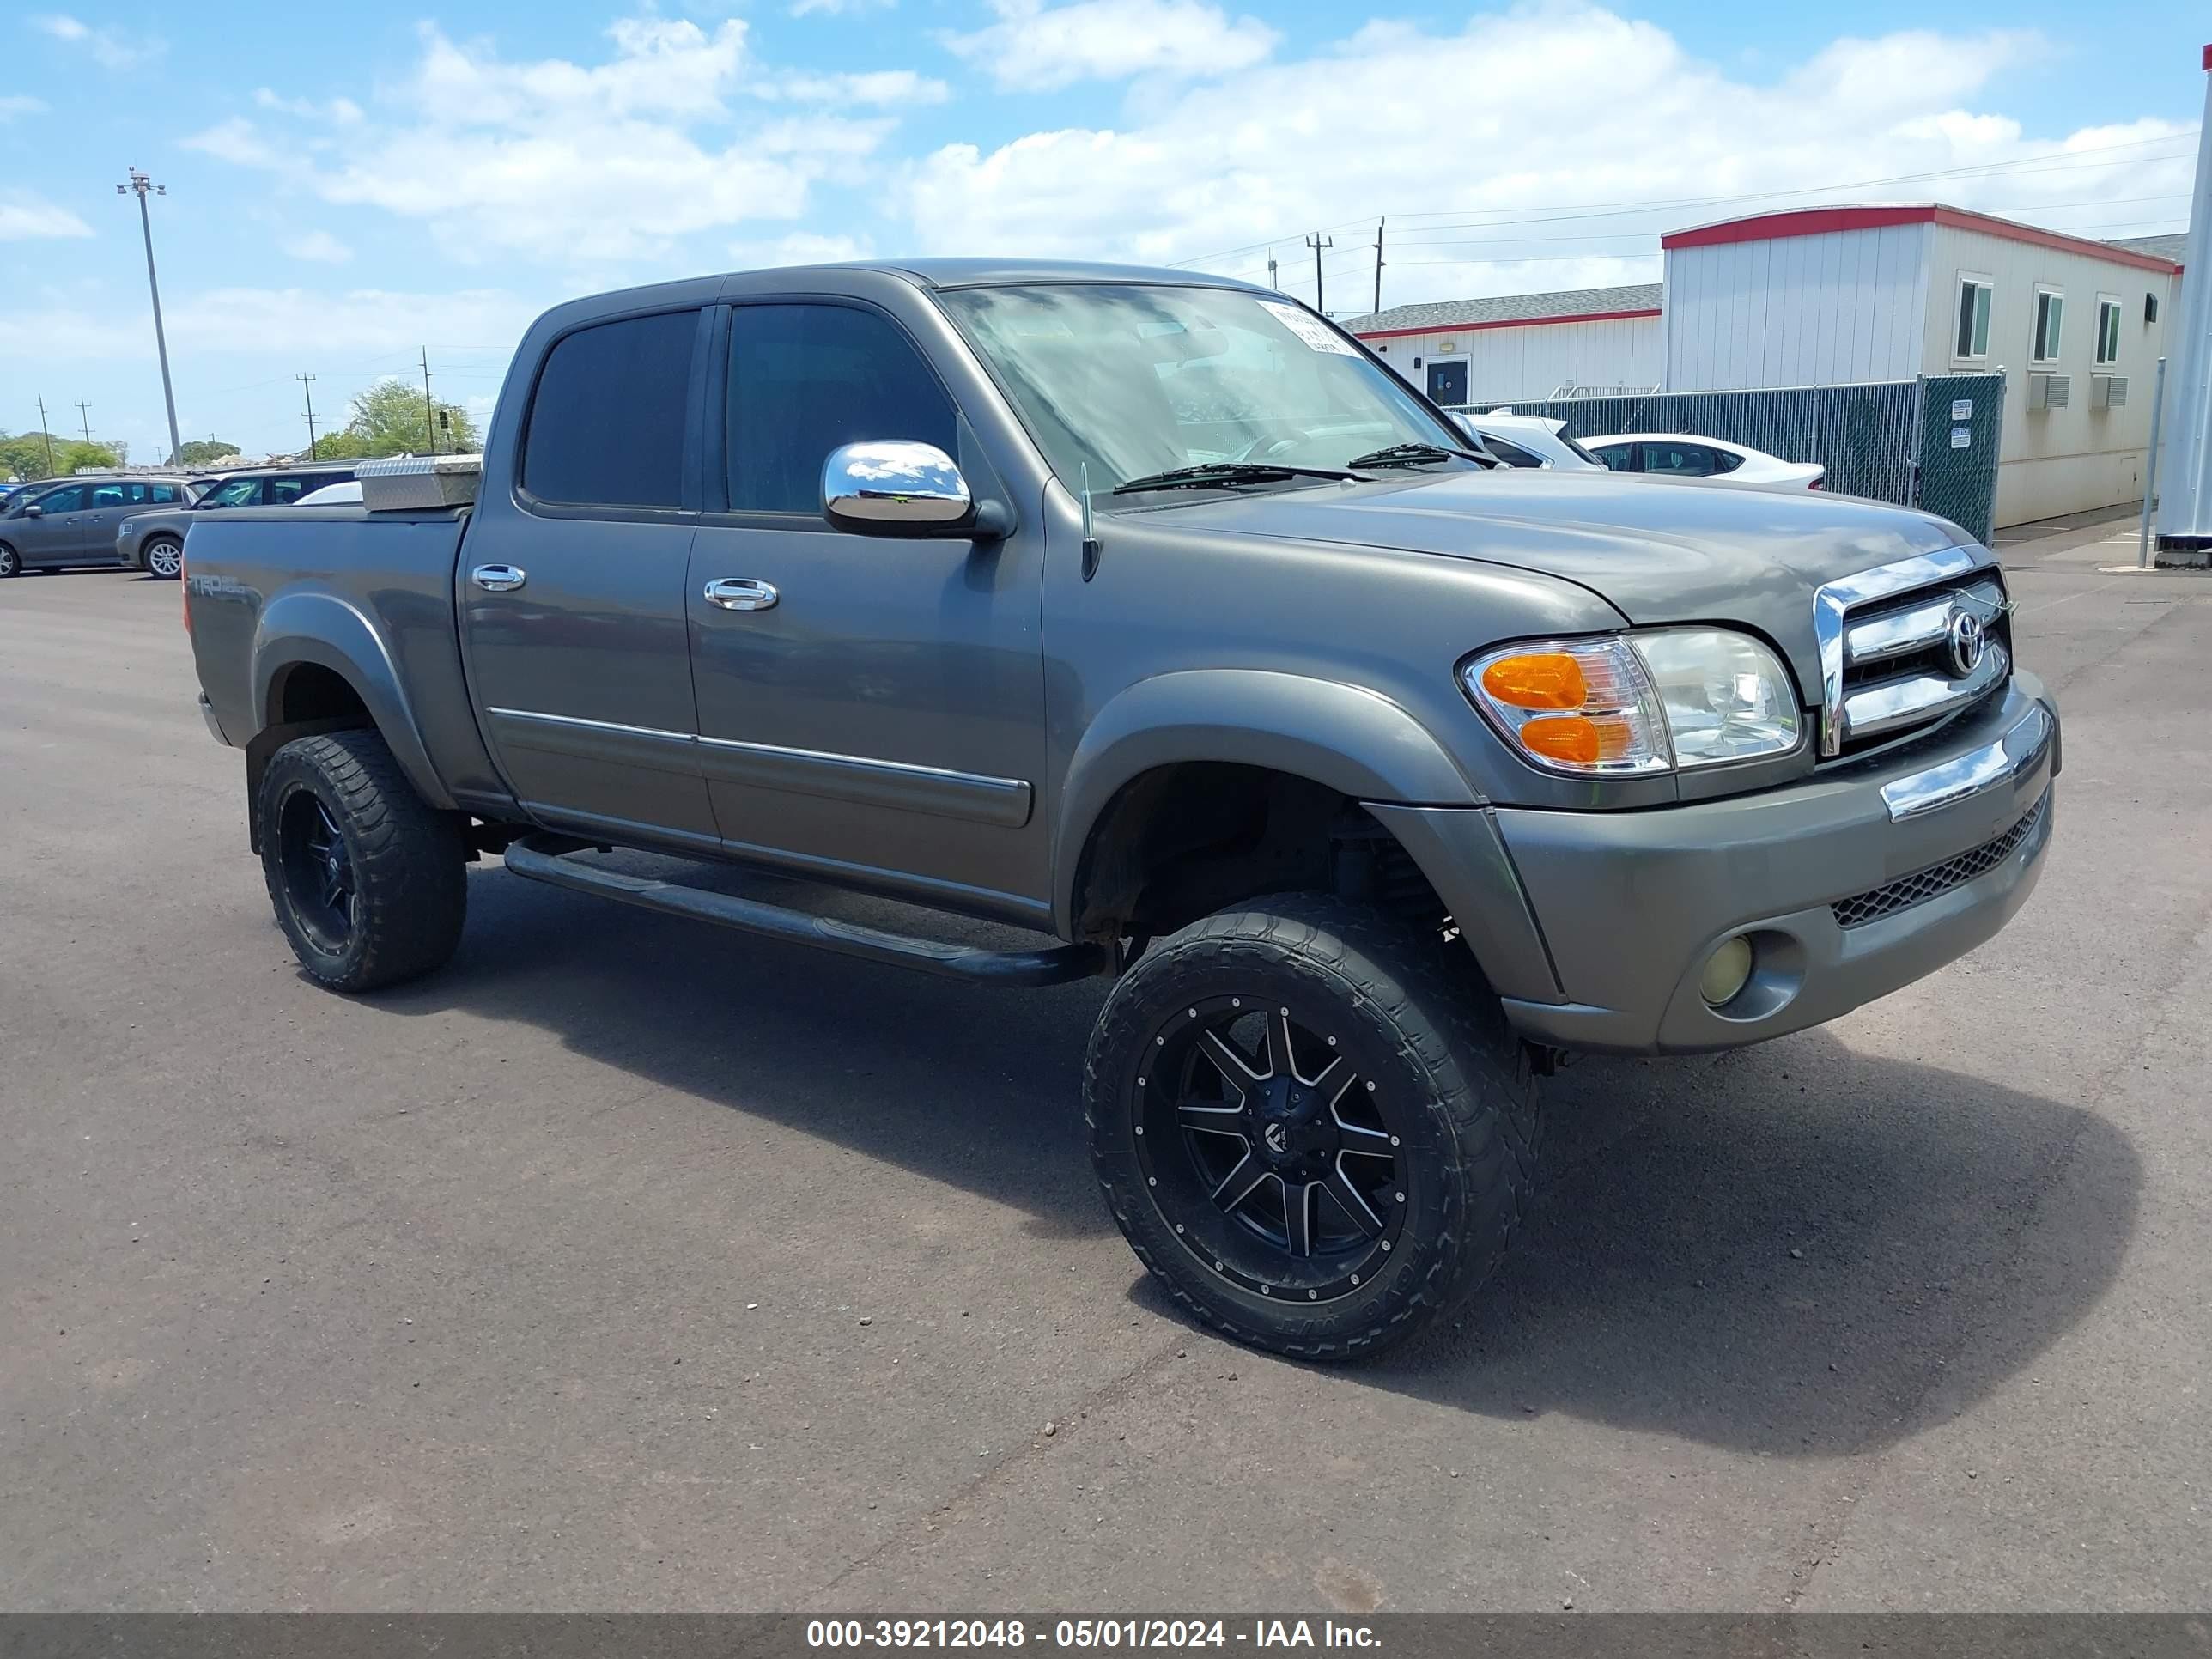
[[251, 590, 453, 811]]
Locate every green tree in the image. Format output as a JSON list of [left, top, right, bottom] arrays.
[[325, 378, 481, 458], [0, 431, 123, 479], [177, 439, 244, 466]]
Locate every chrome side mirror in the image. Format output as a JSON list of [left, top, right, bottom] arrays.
[[823, 441, 976, 537], [23, 504, 42, 518]]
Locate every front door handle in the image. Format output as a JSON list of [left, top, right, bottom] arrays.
[[703, 577, 779, 612], [471, 564, 526, 592]]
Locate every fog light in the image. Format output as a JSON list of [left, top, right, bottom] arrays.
[[1699, 935, 1754, 1006]]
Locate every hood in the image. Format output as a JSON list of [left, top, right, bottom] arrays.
[[1151, 468, 1972, 699]]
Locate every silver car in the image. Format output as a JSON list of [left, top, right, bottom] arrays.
[[117, 464, 358, 578], [0, 476, 197, 577]]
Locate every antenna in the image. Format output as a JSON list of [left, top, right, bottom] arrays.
[[1079, 462, 1101, 581]]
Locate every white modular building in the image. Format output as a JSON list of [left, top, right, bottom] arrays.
[[1346, 205, 2185, 528], [1343, 284, 1663, 408], [1662, 206, 2183, 526]]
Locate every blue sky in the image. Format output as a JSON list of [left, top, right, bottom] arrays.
[[2, 0, 2203, 461]]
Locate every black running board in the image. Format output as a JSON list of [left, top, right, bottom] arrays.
[[503, 835, 1108, 988]]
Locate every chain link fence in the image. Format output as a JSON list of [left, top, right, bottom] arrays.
[[1452, 373, 2006, 545]]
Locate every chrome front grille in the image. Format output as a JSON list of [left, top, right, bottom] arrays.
[[1832, 789, 2047, 927], [1814, 547, 2012, 758]]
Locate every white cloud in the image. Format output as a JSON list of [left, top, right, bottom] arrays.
[[183, 14, 912, 262], [908, 4, 2193, 312], [945, 0, 1279, 92], [769, 69, 950, 106], [254, 88, 363, 124], [283, 230, 355, 264], [729, 229, 876, 266], [0, 287, 541, 365], [0, 95, 46, 120], [0, 192, 93, 240], [790, 0, 894, 15], [30, 12, 163, 70]]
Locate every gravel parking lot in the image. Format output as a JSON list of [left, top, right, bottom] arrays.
[[4, 520, 2209, 1613]]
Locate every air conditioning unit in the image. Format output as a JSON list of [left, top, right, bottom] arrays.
[[2027, 373, 2072, 411], [2091, 374, 2129, 410]]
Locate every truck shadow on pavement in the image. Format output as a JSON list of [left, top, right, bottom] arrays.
[[392, 858, 2139, 1459]]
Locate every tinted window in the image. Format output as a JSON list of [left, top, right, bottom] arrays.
[[728, 304, 957, 514], [90, 483, 128, 507], [151, 483, 181, 503], [1706, 447, 1746, 475], [1481, 435, 1543, 468], [1640, 441, 1718, 477], [200, 478, 264, 507], [1594, 443, 1637, 473], [524, 309, 697, 508], [268, 477, 310, 504], [36, 485, 85, 513]]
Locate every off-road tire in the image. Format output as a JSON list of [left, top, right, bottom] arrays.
[[1086, 894, 1542, 1361], [143, 538, 183, 580], [0, 543, 19, 578], [256, 729, 467, 992]]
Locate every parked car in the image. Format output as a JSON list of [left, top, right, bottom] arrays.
[[1452, 411, 1607, 471], [182, 261, 2054, 1361], [1583, 433, 1826, 490], [0, 475, 198, 576], [118, 462, 360, 577]]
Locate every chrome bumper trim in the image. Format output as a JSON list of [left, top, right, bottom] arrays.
[[1880, 698, 2054, 823]]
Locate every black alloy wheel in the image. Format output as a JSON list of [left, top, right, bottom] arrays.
[[277, 791, 358, 954], [1134, 997, 1407, 1304]]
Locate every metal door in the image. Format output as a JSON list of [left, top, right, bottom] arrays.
[[459, 306, 718, 846], [685, 300, 1049, 916], [1425, 361, 1468, 406]]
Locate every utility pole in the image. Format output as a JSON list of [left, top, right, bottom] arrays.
[[118, 169, 183, 467], [1267, 248, 1279, 289], [76, 401, 93, 446], [297, 375, 320, 460], [421, 349, 437, 455], [2153, 41, 2212, 561], [1372, 218, 1386, 315], [35, 396, 56, 475], [1305, 233, 1333, 314]]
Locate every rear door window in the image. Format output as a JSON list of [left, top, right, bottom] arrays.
[[522, 309, 698, 509], [150, 483, 182, 503], [89, 483, 129, 508], [268, 477, 311, 504], [726, 303, 957, 515]]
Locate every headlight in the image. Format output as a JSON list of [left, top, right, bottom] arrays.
[[1463, 629, 1800, 776], [1630, 628, 1800, 768]]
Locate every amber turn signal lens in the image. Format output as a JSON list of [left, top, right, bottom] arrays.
[[1479, 652, 1587, 710], [1519, 713, 1640, 765]]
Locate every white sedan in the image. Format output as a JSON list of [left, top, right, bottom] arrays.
[[1450, 412, 1607, 471], [294, 479, 364, 506], [1582, 433, 1825, 491]]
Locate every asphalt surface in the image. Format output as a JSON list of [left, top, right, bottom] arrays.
[[3, 520, 2208, 1613]]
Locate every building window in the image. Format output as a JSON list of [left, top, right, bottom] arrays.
[[2031, 287, 2065, 366], [2095, 295, 2123, 367], [1954, 276, 1992, 360]]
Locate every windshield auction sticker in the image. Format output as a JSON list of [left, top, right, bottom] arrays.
[[1258, 301, 1362, 356]]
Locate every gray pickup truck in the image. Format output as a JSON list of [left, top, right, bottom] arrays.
[[183, 260, 2057, 1359]]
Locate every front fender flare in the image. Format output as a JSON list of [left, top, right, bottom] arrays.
[[1054, 669, 1483, 931], [251, 589, 453, 811]]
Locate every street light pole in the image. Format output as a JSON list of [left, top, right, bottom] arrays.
[[118, 168, 183, 468]]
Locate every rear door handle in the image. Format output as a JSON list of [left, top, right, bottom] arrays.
[[703, 578, 779, 612], [471, 564, 526, 592]]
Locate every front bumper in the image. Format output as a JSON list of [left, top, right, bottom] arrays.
[[1418, 675, 2055, 1054]]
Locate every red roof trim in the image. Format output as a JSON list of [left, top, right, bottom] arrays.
[[1353, 306, 1661, 342], [1662, 204, 2181, 274]]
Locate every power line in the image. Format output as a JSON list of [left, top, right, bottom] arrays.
[[1170, 131, 2198, 270]]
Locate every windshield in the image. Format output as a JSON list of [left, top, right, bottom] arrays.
[[941, 284, 1469, 495]]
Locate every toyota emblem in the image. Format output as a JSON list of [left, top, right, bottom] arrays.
[[1946, 606, 1987, 678]]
